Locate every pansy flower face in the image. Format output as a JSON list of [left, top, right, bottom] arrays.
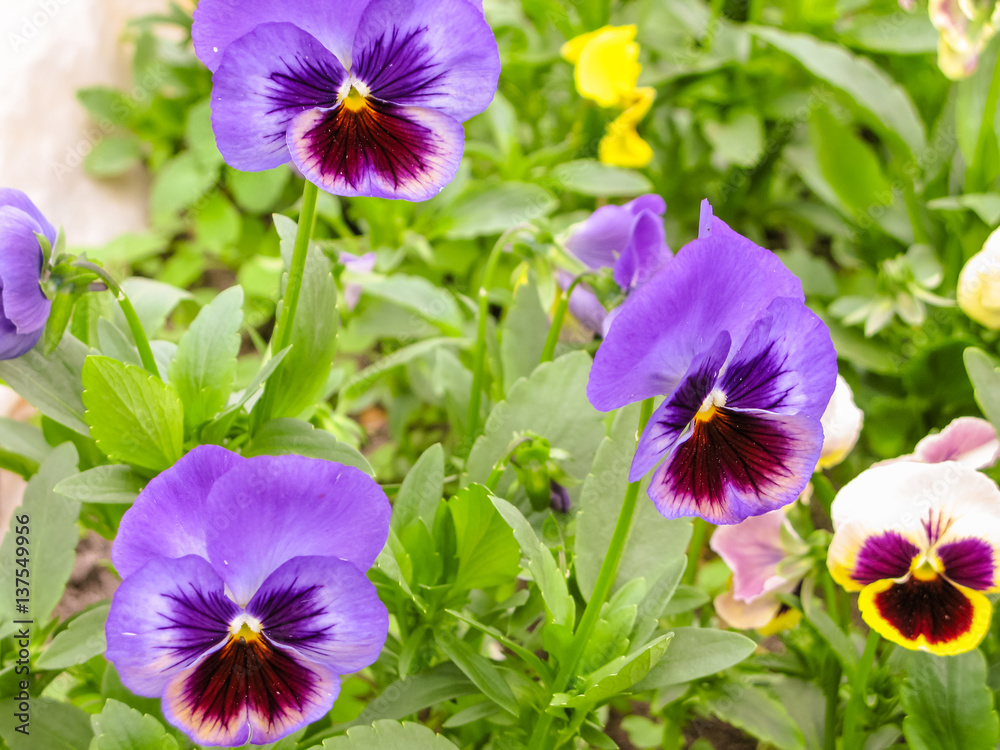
[[193, 0, 500, 201], [828, 461, 1000, 655], [105, 446, 391, 746], [587, 201, 836, 524]]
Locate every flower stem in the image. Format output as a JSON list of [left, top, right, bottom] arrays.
[[273, 180, 320, 353], [683, 517, 711, 586], [72, 260, 159, 378], [823, 658, 842, 750], [466, 227, 529, 446], [842, 629, 880, 750], [525, 398, 655, 750], [969, 53, 1000, 193], [540, 274, 591, 365]]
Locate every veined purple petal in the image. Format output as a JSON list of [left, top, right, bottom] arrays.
[[248, 556, 388, 674], [0, 189, 56, 244], [720, 297, 836, 419], [105, 555, 238, 697], [939, 537, 996, 590], [565, 194, 667, 273], [205, 456, 391, 607], [162, 630, 339, 747], [710, 509, 790, 602], [0, 206, 50, 335], [587, 205, 803, 412], [351, 0, 500, 122], [193, 0, 370, 72], [113, 445, 244, 579], [613, 209, 672, 290], [852, 531, 919, 585], [630, 332, 730, 482], [287, 100, 465, 201], [648, 408, 823, 524], [211, 23, 347, 172]]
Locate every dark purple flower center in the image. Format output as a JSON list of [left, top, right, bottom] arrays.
[[871, 576, 976, 645]]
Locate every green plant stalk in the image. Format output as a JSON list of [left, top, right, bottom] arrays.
[[970, 53, 1000, 193], [824, 658, 842, 750], [842, 629, 880, 749], [273, 180, 320, 353], [525, 398, 655, 750], [683, 517, 711, 586], [540, 274, 591, 365], [72, 260, 159, 378]]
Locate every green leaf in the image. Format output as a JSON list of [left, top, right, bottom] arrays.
[[0, 444, 79, 637], [82, 356, 184, 472], [901, 650, 1000, 750], [800, 576, 858, 674], [704, 683, 806, 750], [436, 635, 519, 716], [37, 604, 110, 670], [0, 335, 89, 435], [227, 166, 291, 214], [636, 627, 755, 689], [556, 633, 673, 708], [84, 136, 142, 178], [750, 26, 926, 155], [193, 191, 242, 250], [0, 696, 93, 750], [393, 444, 445, 532], [359, 275, 463, 334], [86, 233, 169, 265], [965, 348, 1000, 433], [835, 13, 939, 54], [500, 278, 549, 393], [552, 159, 654, 197], [246, 419, 373, 475], [341, 338, 468, 401], [54, 465, 146, 504], [444, 182, 557, 239], [77, 86, 133, 127], [0, 419, 50, 464], [89, 699, 179, 750], [490, 494, 575, 627], [115, 279, 191, 339], [576, 403, 692, 599], [268, 215, 340, 418], [928, 194, 1000, 225], [465, 351, 606, 484], [449, 484, 521, 591], [169, 286, 244, 432], [310, 720, 460, 750], [185, 98, 224, 171], [150, 151, 219, 222]]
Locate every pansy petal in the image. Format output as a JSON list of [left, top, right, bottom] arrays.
[[211, 23, 348, 172], [0, 206, 50, 334], [0, 300, 41, 360], [0, 189, 56, 243], [565, 204, 634, 270], [913, 416, 1000, 469], [587, 208, 803, 412], [720, 297, 837, 419], [938, 537, 997, 591], [162, 631, 339, 747], [613, 210, 672, 290], [248, 555, 388, 674], [818, 375, 864, 469], [714, 589, 782, 630], [648, 408, 823, 524], [105, 555, 238, 697], [630, 332, 730, 482], [859, 576, 992, 656], [205, 456, 391, 606], [113, 445, 244, 578], [287, 100, 465, 201], [710, 509, 790, 602], [193, 0, 369, 72], [559, 272, 608, 335], [351, 0, 500, 121]]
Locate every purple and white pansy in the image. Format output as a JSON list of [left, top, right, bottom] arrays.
[[105, 446, 391, 746], [193, 0, 500, 201], [587, 200, 838, 524]]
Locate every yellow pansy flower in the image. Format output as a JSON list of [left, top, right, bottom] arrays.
[[598, 87, 656, 168], [561, 25, 641, 108]]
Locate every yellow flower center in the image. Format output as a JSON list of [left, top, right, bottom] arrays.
[[342, 87, 369, 112], [910, 553, 943, 582], [229, 613, 263, 642], [695, 389, 727, 423]]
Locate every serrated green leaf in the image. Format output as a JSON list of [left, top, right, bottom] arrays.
[[557, 633, 673, 709], [449, 484, 521, 592], [704, 683, 805, 750], [82, 356, 184, 472], [246, 418, 373, 475], [37, 604, 110, 670], [310, 720, 460, 750], [393, 444, 445, 532], [636, 627, 755, 689], [0, 696, 93, 750], [54, 465, 146, 504], [89, 699, 179, 750]]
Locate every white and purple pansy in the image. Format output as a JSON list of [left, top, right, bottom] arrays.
[[193, 0, 500, 201], [828, 461, 1000, 655], [105, 446, 391, 746], [586, 200, 837, 524]]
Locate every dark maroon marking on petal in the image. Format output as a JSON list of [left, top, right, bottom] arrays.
[[663, 407, 797, 514], [352, 26, 446, 105], [939, 538, 995, 590], [250, 579, 332, 658], [852, 532, 919, 586], [300, 100, 438, 191], [873, 576, 975, 645], [178, 634, 322, 739], [719, 339, 792, 411], [259, 53, 344, 147], [922, 511, 952, 546], [639, 340, 724, 448], [156, 584, 239, 671]]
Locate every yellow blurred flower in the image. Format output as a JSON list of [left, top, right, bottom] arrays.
[[598, 86, 655, 168], [958, 226, 1000, 328], [561, 25, 641, 108]]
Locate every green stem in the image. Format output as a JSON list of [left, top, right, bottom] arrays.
[[466, 226, 530, 445], [824, 659, 842, 750], [73, 260, 159, 378], [842, 629, 880, 750], [969, 53, 1000, 193], [683, 518, 711, 586], [540, 274, 592, 365], [525, 398, 655, 750], [822, 569, 841, 630], [273, 180, 320, 353]]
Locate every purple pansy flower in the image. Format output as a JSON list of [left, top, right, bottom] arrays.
[[0, 189, 55, 359], [587, 200, 837, 524], [193, 0, 500, 201], [105, 446, 391, 746], [562, 194, 672, 334], [911, 416, 1000, 469]]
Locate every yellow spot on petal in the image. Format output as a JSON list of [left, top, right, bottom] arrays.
[[342, 87, 369, 113], [563, 25, 641, 108], [694, 388, 727, 423], [910, 553, 943, 582]]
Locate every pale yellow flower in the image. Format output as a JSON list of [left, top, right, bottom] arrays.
[[958, 226, 1000, 328], [929, 0, 1000, 79], [817, 375, 864, 469], [561, 25, 641, 108], [598, 87, 656, 168]]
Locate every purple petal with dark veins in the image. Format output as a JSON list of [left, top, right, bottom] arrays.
[[939, 537, 996, 590], [613, 209, 672, 290], [852, 531, 919, 585]]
